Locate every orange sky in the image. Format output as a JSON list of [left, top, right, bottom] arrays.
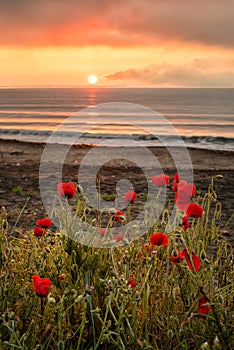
[[1, 0, 234, 87]]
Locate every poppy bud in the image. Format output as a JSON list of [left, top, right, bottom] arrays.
[[215, 174, 223, 179], [47, 293, 56, 304]]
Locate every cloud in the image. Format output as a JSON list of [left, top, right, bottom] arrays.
[[0, 0, 234, 47], [104, 59, 234, 86]]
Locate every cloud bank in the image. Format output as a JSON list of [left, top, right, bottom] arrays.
[[0, 0, 234, 47], [104, 59, 234, 87]]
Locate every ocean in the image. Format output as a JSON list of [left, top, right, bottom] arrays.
[[0, 87, 233, 151]]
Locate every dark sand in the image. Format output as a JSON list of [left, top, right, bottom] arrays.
[[0, 139, 233, 244]]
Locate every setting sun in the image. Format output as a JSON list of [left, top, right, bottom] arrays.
[[88, 74, 98, 84]]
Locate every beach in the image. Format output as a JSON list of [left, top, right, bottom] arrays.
[[0, 139, 233, 243]]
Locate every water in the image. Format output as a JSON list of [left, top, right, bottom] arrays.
[[0, 87, 233, 151]]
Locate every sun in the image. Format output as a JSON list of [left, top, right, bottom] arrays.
[[88, 74, 98, 84]]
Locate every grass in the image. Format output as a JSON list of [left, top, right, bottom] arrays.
[[12, 187, 23, 196], [0, 175, 233, 349]]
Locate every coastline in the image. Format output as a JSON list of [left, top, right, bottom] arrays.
[[0, 139, 233, 242]]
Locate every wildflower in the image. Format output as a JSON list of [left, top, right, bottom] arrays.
[[143, 243, 151, 252], [36, 218, 53, 228], [172, 172, 181, 192], [57, 274, 66, 283], [185, 251, 201, 272], [99, 228, 106, 237], [32, 275, 51, 298], [34, 227, 47, 237], [57, 181, 76, 199], [128, 274, 136, 288], [174, 190, 191, 211], [152, 174, 170, 187], [124, 190, 137, 203], [112, 210, 125, 222], [86, 284, 95, 290], [178, 182, 196, 197], [150, 233, 169, 247], [170, 249, 185, 264], [170, 248, 201, 272], [186, 203, 203, 218], [182, 216, 190, 231], [112, 232, 124, 242], [196, 295, 211, 317]]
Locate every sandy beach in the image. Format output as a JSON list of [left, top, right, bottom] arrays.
[[0, 139, 233, 243]]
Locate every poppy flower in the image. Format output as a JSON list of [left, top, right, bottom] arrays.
[[170, 250, 186, 264], [143, 243, 151, 252], [184, 251, 201, 272], [57, 274, 66, 283], [170, 248, 200, 272], [150, 233, 169, 247], [152, 174, 170, 187], [112, 210, 125, 222], [178, 182, 196, 197], [112, 232, 124, 242], [124, 190, 137, 204], [32, 275, 51, 298], [99, 228, 106, 237], [172, 173, 181, 192], [128, 274, 136, 288], [57, 181, 76, 199], [182, 216, 190, 231], [36, 218, 53, 228], [196, 295, 211, 316], [186, 203, 203, 218], [174, 190, 191, 211], [34, 227, 47, 237]]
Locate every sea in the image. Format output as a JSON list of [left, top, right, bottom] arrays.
[[0, 87, 233, 151]]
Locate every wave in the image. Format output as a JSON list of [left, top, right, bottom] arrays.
[[0, 128, 233, 151]]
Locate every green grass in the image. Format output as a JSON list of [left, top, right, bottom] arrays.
[[0, 176, 233, 349], [12, 186, 23, 196]]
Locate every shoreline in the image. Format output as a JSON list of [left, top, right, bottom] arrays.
[[0, 139, 233, 242]]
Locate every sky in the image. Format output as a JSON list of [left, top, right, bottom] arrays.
[[0, 0, 234, 87]]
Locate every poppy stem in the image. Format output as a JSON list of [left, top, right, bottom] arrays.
[[40, 297, 45, 317]]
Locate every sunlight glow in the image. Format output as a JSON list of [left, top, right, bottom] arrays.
[[88, 74, 98, 84]]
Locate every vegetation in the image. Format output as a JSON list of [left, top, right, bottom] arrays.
[[0, 174, 233, 349]]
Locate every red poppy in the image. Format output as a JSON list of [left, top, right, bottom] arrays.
[[32, 275, 51, 298], [128, 274, 136, 288], [36, 218, 53, 228], [112, 210, 125, 222], [170, 250, 186, 264], [150, 233, 169, 247], [170, 248, 200, 272], [57, 181, 77, 199], [57, 274, 66, 283], [112, 232, 124, 242], [34, 227, 47, 237], [178, 182, 196, 197], [184, 251, 201, 272], [196, 295, 211, 316], [124, 190, 137, 203], [182, 216, 190, 231], [186, 203, 203, 218], [99, 228, 106, 237], [143, 243, 151, 252], [174, 190, 191, 211], [172, 173, 181, 192], [152, 174, 170, 187]]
